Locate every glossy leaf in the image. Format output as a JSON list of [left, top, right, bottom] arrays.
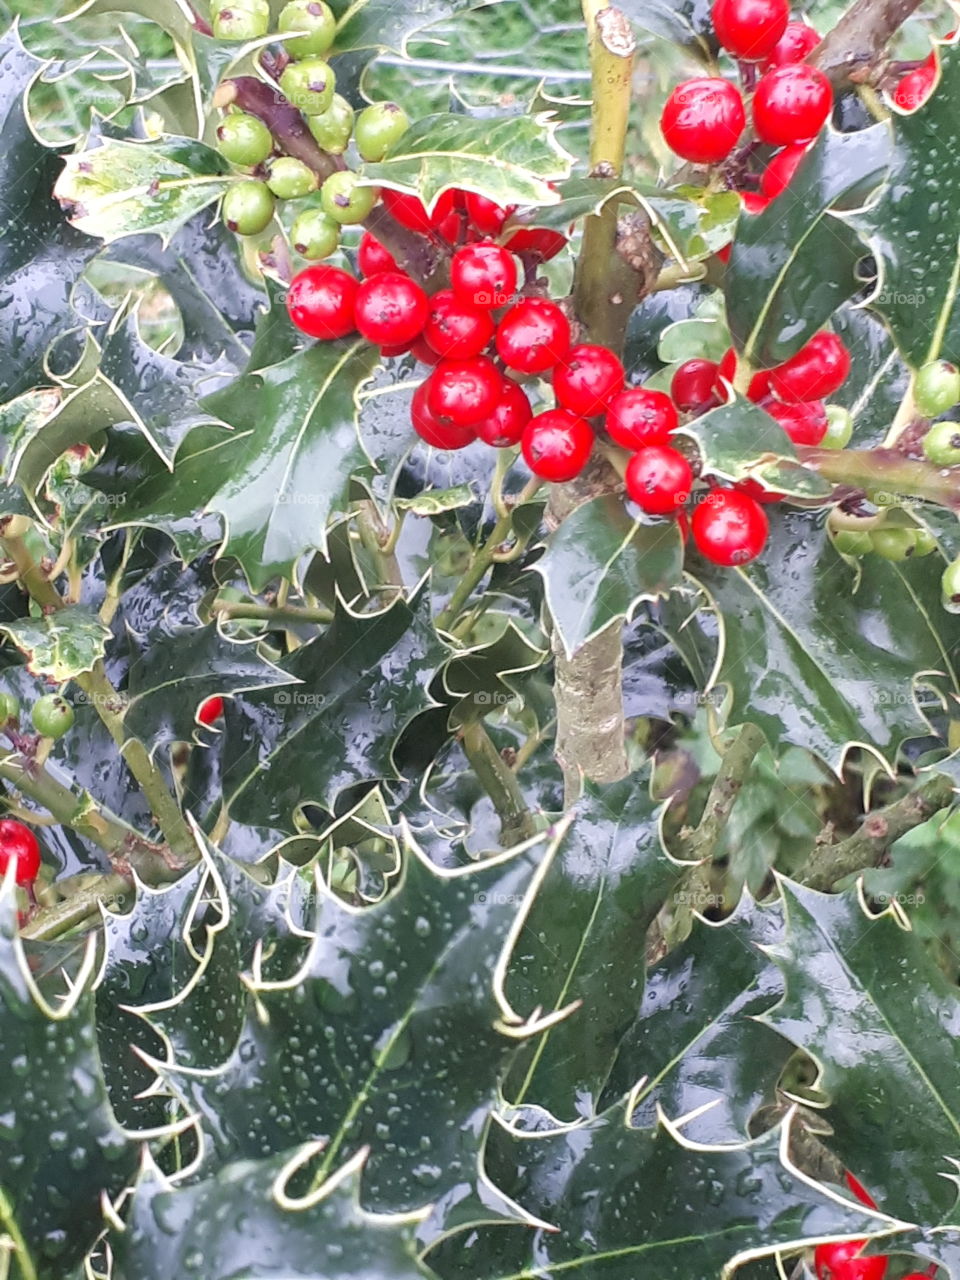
[[679, 400, 833, 498], [1, 605, 111, 681]]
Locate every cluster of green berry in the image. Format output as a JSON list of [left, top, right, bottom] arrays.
[[214, 0, 410, 256], [0, 691, 74, 740]]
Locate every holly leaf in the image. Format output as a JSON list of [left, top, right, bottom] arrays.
[[726, 124, 890, 367], [330, 0, 509, 56], [679, 400, 833, 498], [201, 338, 380, 592], [617, 0, 717, 60], [361, 113, 573, 211], [55, 135, 231, 245], [536, 494, 684, 658], [1, 605, 111, 681], [831, 308, 910, 448]]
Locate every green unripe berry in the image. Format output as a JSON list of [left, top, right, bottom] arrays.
[[291, 207, 340, 258], [915, 359, 960, 418], [871, 526, 917, 561], [942, 558, 960, 612], [306, 94, 354, 154], [832, 527, 873, 556], [267, 157, 319, 200], [912, 527, 937, 557], [278, 0, 336, 58], [279, 57, 335, 116], [216, 111, 273, 167], [354, 101, 411, 162], [821, 404, 854, 450], [211, 1, 269, 40], [320, 171, 379, 224], [222, 180, 275, 234], [922, 419, 960, 466], [0, 693, 19, 725], [31, 694, 75, 739]]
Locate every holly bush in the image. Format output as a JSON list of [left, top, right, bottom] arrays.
[[2, 0, 960, 1275]]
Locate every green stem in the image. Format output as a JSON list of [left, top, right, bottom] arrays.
[[21, 873, 132, 942], [675, 724, 767, 862], [213, 598, 334, 626], [461, 721, 537, 846]]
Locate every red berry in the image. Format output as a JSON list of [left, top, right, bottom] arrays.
[[451, 242, 519, 309], [198, 695, 224, 726], [760, 142, 810, 198], [763, 397, 828, 445], [892, 63, 936, 110], [844, 1174, 878, 1210], [714, 349, 773, 401], [410, 381, 475, 450], [358, 232, 397, 277], [671, 359, 721, 412], [553, 344, 625, 417], [691, 488, 769, 565], [474, 379, 533, 447], [426, 356, 502, 426], [287, 264, 359, 340], [429, 189, 464, 242], [769, 331, 851, 402], [496, 298, 571, 375], [763, 20, 820, 66], [661, 78, 746, 164], [813, 1241, 888, 1280], [625, 446, 693, 516], [521, 409, 594, 482], [0, 819, 41, 886], [605, 388, 678, 449], [502, 227, 568, 262], [410, 335, 441, 366], [741, 191, 770, 215], [464, 191, 514, 236], [737, 477, 784, 504], [381, 188, 432, 233], [753, 65, 834, 145], [423, 289, 495, 359], [354, 271, 429, 347], [712, 0, 788, 61]]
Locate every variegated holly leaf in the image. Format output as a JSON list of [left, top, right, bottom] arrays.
[[536, 495, 685, 658], [679, 400, 833, 498], [361, 113, 573, 211], [1, 605, 111, 681]]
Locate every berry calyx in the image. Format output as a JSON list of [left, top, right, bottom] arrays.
[[0, 819, 41, 886], [426, 357, 502, 426], [279, 57, 336, 117], [291, 208, 340, 260], [212, 1, 269, 40], [763, 20, 820, 66], [222, 180, 275, 236], [286, 264, 359, 339], [451, 241, 519, 309], [496, 298, 571, 374], [277, 0, 336, 59], [198, 696, 225, 726], [423, 289, 495, 360], [660, 78, 746, 164], [216, 112, 274, 167], [474, 379, 533, 447], [521, 410, 594, 482], [358, 232, 397, 277], [711, 0, 788, 61], [320, 170, 378, 224], [764, 397, 829, 445], [306, 95, 354, 153], [671, 358, 721, 412], [410, 382, 475, 450], [354, 102, 411, 162], [464, 192, 513, 235], [553, 344, 625, 417], [915, 360, 960, 417], [625, 446, 693, 516], [266, 157, 319, 200], [752, 65, 834, 145], [923, 420, 960, 466], [605, 387, 679, 449], [354, 271, 429, 347], [769, 331, 851, 402], [760, 142, 809, 198], [31, 693, 75, 739], [691, 488, 769, 565], [813, 1241, 888, 1280], [893, 63, 936, 111]]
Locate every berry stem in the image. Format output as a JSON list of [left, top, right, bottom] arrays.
[[19, 872, 132, 942], [809, 0, 925, 87], [460, 721, 537, 846], [211, 598, 335, 626], [216, 76, 341, 180]]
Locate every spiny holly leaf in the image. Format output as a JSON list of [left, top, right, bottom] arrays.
[[330, 0, 485, 53], [122, 620, 294, 750], [850, 41, 960, 367], [617, 0, 716, 60], [220, 588, 449, 828], [831, 308, 910, 448], [504, 774, 682, 1121], [155, 833, 554, 1222], [536, 494, 684, 659], [680, 400, 833, 498], [60, 0, 198, 54], [0, 880, 137, 1280], [765, 878, 960, 1221], [0, 27, 99, 401], [361, 113, 573, 210], [113, 1146, 435, 1280], [1, 605, 111, 681], [679, 509, 959, 769], [727, 124, 890, 368], [201, 338, 380, 592], [603, 896, 790, 1144], [442, 617, 546, 728], [55, 135, 231, 245]]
